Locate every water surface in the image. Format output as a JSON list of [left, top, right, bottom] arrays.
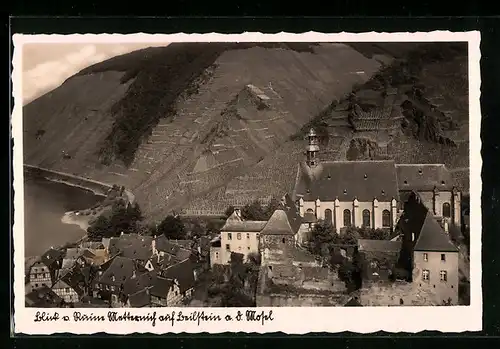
[[23, 176, 103, 257]]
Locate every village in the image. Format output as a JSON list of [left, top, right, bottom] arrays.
[[25, 128, 470, 308]]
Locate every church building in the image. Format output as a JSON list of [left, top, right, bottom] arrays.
[[292, 128, 399, 232], [292, 128, 462, 233]]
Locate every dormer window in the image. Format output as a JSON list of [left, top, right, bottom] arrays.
[[418, 169, 423, 175], [364, 174, 367, 179], [327, 175, 331, 180], [381, 190, 385, 195], [404, 180, 408, 185], [343, 189, 347, 195], [441, 180, 445, 185]]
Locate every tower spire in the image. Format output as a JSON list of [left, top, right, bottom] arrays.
[[306, 128, 319, 167]]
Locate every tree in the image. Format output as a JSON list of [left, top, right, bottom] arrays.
[[157, 215, 187, 240], [337, 226, 360, 245], [241, 201, 267, 221], [308, 220, 336, 255], [87, 216, 115, 240]]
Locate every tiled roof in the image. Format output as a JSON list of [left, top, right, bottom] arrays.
[[414, 213, 459, 252], [220, 220, 267, 232], [109, 234, 153, 259], [128, 288, 151, 307], [294, 161, 399, 202], [150, 277, 174, 298], [97, 256, 137, 288], [161, 259, 196, 294], [397, 191, 458, 253], [122, 271, 156, 296], [25, 286, 64, 307], [358, 239, 402, 253], [40, 248, 64, 268], [260, 209, 297, 236], [52, 269, 86, 297], [396, 164, 455, 191]]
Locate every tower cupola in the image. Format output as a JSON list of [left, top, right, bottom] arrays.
[[306, 128, 320, 167]]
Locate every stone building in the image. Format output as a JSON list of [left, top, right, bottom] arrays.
[[292, 128, 463, 233], [396, 164, 461, 229], [210, 208, 266, 266], [398, 191, 459, 305], [293, 129, 399, 232]]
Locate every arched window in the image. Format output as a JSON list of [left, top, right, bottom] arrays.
[[306, 208, 314, 213], [442, 202, 451, 218], [382, 209, 391, 227], [343, 209, 352, 227], [362, 209, 371, 227], [324, 209, 333, 224]]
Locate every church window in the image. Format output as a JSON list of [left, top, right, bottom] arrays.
[[442, 203, 451, 218], [382, 210, 391, 227], [324, 209, 333, 224], [237, 233, 241, 240], [362, 209, 371, 227], [343, 209, 351, 227], [227, 233, 232, 240]]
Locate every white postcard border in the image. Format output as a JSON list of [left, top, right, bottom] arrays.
[[12, 31, 482, 334]]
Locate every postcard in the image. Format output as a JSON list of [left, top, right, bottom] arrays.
[[11, 31, 482, 334]]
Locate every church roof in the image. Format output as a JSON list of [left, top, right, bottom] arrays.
[[396, 164, 455, 191], [260, 209, 299, 236], [294, 160, 399, 202]]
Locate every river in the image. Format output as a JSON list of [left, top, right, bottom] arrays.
[[23, 175, 104, 257]]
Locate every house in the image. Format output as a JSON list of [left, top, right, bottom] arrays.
[[152, 235, 193, 261], [398, 191, 459, 304], [108, 234, 153, 266], [144, 253, 176, 273], [94, 256, 141, 305], [121, 270, 156, 307], [210, 209, 267, 266], [28, 248, 64, 290], [159, 258, 196, 300], [25, 286, 65, 308], [150, 276, 182, 307], [51, 268, 87, 304], [396, 164, 461, 229], [357, 239, 402, 281]]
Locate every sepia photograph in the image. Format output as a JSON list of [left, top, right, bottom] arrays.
[[12, 32, 482, 334]]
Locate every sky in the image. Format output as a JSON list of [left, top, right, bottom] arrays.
[[21, 43, 165, 105]]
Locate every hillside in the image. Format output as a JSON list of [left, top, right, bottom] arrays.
[[23, 42, 469, 221], [23, 42, 390, 220]]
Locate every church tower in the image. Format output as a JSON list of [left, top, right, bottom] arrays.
[[306, 128, 320, 167]]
